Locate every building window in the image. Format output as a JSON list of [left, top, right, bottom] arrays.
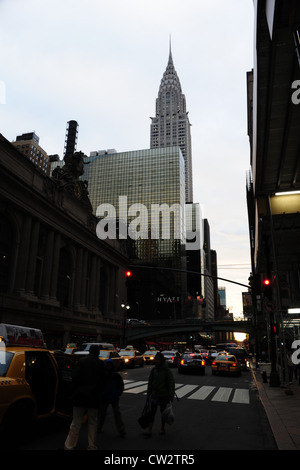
[[56, 247, 72, 307], [0, 215, 12, 293]]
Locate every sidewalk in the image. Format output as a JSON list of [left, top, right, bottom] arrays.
[[252, 365, 300, 450]]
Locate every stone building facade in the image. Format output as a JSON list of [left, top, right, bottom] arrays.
[[0, 133, 128, 348]]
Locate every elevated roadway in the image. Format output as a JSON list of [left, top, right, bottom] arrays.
[[126, 319, 252, 342]]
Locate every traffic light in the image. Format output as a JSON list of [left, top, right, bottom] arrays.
[[262, 276, 272, 300], [125, 270, 132, 287]]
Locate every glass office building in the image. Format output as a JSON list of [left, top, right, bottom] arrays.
[[83, 146, 187, 319]]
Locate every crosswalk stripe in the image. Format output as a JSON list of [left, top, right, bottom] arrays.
[[175, 384, 198, 398], [211, 387, 233, 402], [124, 384, 148, 394], [122, 380, 251, 404], [188, 385, 216, 400], [232, 388, 250, 404], [124, 381, 147, 390]]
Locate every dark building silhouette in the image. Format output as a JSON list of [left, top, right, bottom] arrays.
[[0, 133, 128, 348]]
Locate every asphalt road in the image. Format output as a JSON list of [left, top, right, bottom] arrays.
[[16, 363, 277, 452]]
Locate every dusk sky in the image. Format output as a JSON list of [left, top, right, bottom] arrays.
[[0, 0, 254, 317]]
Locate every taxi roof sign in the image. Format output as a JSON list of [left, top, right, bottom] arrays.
[[0, 324, 44, 347]]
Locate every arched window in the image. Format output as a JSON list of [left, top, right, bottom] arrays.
[[99, 265, 107, 313], [0, 215, 12, 293], [56, 247, 71, 307]]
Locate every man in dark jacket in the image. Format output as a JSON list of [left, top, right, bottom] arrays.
[[64, 344, 105, 450]]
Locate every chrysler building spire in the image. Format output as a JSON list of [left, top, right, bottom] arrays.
[[150, 44, 193, 202]]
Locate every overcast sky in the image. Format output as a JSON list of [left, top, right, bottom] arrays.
[[0, 0, 254, 317]]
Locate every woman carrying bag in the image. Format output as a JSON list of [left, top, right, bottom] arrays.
[[143, 352, 175, 438]]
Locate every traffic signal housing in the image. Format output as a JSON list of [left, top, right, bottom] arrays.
[[125, 270, 133, 287], [262, 276, 272, 300]]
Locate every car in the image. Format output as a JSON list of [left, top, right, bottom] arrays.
[[198, 349, 209, 363], [74, 342, 124, 370], [98, 349, 124, 370], [178, 352, 206, 375], [216, 343, 237, 351], [208, 349, 226, 364], [0, 323, 78, 444], [161, 350, 181, 367], [126, 318, 140, 326], [207, 349, 218, 364], [126, 319, 149, 327], [226, 347, 249, 370], [211, 354, 241, 376], [143, 350, 159, 364], [119, 348, 144, 367], [74, 342, 115, 355]]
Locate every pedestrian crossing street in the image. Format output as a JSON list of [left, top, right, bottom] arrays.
[[123, 380, 250, 405]]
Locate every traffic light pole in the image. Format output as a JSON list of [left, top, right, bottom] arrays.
[[266, 197, 281, 387], [268, 305, 281, 387]]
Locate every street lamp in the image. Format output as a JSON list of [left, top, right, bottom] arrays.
[[121, 302, 130, 348]]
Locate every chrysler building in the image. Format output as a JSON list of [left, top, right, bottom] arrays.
[[150, 46, 193, 203]]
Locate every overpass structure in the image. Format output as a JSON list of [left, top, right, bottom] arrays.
[[125, 319, 252, 343]]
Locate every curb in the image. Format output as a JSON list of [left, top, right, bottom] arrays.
[[251, 365, 297, 450]]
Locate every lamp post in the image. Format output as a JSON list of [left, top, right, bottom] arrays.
[[121, 302, 130, 348]]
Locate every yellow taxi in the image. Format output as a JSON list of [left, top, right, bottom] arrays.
[[211, 353, 241, 376], [119, 347, 144, 368], [142, 349, 159, 364], [0, 323, 78, 444], [98, 349, 124, 370]]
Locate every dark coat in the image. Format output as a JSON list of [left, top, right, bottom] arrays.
[[102, 360, 124, 404], [147, 361, 175, 402], [72, 354, 105, 408]]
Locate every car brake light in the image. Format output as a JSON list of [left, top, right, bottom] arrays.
[[180, 359, 184, 365], [212, 361, 216, 365], [232, 363, 237, 367], [172, 356, 175, 361]]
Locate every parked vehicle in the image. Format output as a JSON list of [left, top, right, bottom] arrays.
[[0, 324, 78, 444]]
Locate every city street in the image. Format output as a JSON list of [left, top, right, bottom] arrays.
[[17, 364, 277, 451]]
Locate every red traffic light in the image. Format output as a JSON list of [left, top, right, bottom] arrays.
[[125, 270, 132, 277], [263, 279, 271, 286]]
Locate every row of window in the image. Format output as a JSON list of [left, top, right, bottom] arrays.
[[0, 215, 111, 312]]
